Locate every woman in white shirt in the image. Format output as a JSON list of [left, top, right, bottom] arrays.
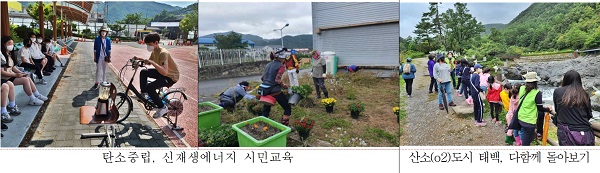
[[18, 39, 46, 84], [1, 36, 47, 106]]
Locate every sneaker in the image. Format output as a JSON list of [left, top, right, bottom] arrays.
[[43, 72, 51, 76], [92, 83, 98, 90], [36, 78, 47, 85], [439, 104, 444, 110], [457, 94, 462, 97], [429, 91, 433, 94], [36, 94, 48, 101], [7, 105, 21, 116], [449, 102, 456, 106], [475, 122, 487, 127], [1, 123, 7, 131], [408, 95, 411, 98], [153, 106, 168, 118], [1, 113, 13, 123], [29, 98, 44, 106]]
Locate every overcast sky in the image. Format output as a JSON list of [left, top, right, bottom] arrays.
[[198, 2, 312, 39], [400, 2, 532, 38], [160, 1, 196, 8]]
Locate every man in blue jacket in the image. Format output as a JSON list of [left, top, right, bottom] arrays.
[[92, 26, 111, 90], [400, 58, 417, 98]]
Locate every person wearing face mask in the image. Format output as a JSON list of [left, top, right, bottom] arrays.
[[37, 34, 55, 73], [133, 33, 180, 118], [18, 38, 46, 84], [42, 37, 64, 68], [28, 33, 50, 76], [92, 26, 112, 90]]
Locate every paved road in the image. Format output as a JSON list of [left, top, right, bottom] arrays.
[[199, 69, 311, 103], [25, 42, 174, 147]]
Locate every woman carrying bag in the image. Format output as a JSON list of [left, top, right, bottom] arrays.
[[552, 70, 594, 146], [508, 72, 552, 146]]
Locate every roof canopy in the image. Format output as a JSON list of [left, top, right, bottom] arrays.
[[56, 5, 89, 24], [64, 1, 94, 13]]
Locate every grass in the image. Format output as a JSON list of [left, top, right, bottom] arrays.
[[216, 70, 399, 147], [521, 49, 574, 57]]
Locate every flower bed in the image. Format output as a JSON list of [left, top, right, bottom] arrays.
[[198, 102, 223, 129], [232, 116, 291, 147]]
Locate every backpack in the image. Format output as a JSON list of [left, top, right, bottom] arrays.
[[403, 63, 411, 74]]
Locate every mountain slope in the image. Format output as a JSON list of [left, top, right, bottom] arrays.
[[482, 23, 506, 35], [19, 1, 182, 23], [200, 32, 313, 49], [499, 3, 600, 50]]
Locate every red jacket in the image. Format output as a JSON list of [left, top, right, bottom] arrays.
[[487, 83, 502, 103]]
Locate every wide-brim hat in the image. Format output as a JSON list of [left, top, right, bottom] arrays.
[[99, 26, 108, 32], [522, 72, 541, 82]]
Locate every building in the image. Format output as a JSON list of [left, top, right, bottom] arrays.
[[255, 45, 283, 53], [312, 2, 399, 67], [197, 37, 255, 50], [150, 21, 183, 40]]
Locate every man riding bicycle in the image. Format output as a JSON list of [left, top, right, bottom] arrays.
[[133, 33, 180, 118]]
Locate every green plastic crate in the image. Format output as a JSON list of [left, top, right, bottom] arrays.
[[198, 102, 223, 129], [232, 116, 291, 147]]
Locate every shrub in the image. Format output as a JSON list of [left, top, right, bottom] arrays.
[[198, 124, 238, 147]]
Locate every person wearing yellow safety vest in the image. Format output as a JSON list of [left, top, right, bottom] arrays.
[[445, 52, 457, 90], [514, 72, 553, 146]]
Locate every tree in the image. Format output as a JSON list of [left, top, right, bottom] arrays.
[[441, 3, 485, 54], [26, 3, 57, 31], [107, 23, 125, 38], [152, 10, 178, 22], [180, 4, 198, 39], [214, 32, 249, 49], [122, 13, 142, 38]]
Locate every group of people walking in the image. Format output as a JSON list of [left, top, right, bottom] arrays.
[[401, 52, 596, 146]]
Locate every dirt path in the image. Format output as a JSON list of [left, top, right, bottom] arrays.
[[400, 58, 506, 146]]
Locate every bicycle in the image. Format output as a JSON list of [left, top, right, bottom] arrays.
[[114, 57, 188, 130]]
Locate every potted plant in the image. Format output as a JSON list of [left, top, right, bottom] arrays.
[[394, 106, 400, 123], [321, 98, 337, 113], [289, 84, 313, 105], [198, 102, 223, 129], [231, 116, 291, 147], [198, 124, 238, 147], [245, 99, 263, 116], [292, 116, 315, 141], [348, 101, 365, 119]]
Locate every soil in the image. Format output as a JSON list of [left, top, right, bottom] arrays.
[[240, 121, 282, 141], [298, 98, 316, 108], [199, 105, 214, 113]]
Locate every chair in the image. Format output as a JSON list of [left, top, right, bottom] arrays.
[[79, 83, 120, 147]]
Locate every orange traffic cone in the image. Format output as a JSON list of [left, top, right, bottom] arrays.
[[61, 47, 67, 55]]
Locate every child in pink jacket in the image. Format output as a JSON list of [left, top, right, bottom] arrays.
[[505, 84, 522, 146]]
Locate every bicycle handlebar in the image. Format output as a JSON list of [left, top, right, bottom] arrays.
[[129, 57, 145, 69]]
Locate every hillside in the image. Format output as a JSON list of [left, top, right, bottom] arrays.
[[19, 2, 183, 23], [499, 3, 600, 51], [200, 32, 313, 49], [482, 23, 506, 35]]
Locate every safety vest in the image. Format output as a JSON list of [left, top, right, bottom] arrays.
[[445, 57, 456, 69], [517, 86, 540, 125]]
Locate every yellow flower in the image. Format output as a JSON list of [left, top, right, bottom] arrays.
[[393, 107, 400, 112]]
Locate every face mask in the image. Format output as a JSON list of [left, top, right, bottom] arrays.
[[6, 45, 13, 51], [30, 38, 36, 42], [37, 39, 42, 43], [477, 69, 483, 73], [147, 45, 154, 52]]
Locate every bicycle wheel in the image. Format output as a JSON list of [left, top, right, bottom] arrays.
[[115, 92, 133, 123], [163, 90, 187, 117]]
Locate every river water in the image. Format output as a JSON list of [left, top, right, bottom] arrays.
[[537, 85, 600, 121]]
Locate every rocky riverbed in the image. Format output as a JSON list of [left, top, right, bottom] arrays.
[[503, 55, 600, 112]]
